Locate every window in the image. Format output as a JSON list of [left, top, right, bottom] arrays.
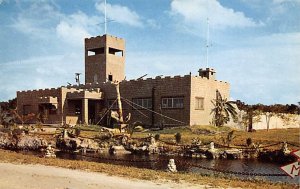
[[109, 47, 123, 57], [87, 51, 96, 56], [195, 97, 204, 110], [87, 47, 105, 56], [161, 97, 184, 109], [49, 104, 57, 115], [132, 98, 152, 109], [108, 75, 113, 82]]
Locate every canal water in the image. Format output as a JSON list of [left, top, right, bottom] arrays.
[[55, 151, 299, 185]]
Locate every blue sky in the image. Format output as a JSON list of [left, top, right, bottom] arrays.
[[0, 0, 299, 105]]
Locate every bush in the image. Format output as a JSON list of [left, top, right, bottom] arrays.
[[175, 132, 181, 144], [154, 134, 160, 141], [246, 138, 252, 147], [74, 127, 81, 137]]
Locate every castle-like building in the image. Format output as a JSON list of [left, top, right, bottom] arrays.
[[17, 34, 230, 127]]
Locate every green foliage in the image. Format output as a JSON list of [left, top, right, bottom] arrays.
[[74, 127, 81, 137], [154, 134, 160, 141], [127, 121, 143, 137], [221, 131, 236, 147], [211, 90, 237, 127], [246, 138, 252, 147], [175, 132, 182, 144]]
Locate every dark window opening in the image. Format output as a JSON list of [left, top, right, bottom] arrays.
[[108, 75, 113, 81], [49, 104, 57, 115], [108, 47, 123, 57], [88, 51, 95, 56], [87, 47, 105, 56]]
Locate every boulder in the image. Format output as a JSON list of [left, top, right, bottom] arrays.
[[0, 132, 14, 148], [16, 135, 48, 150]]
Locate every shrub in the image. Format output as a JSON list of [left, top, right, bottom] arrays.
[[74, 127, 81, 137], [175, 132, 181, 144], [154, 134, 160, 141], [246, 138, 252, 147]]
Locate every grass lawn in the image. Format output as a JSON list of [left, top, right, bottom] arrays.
[[75, 125, 299, 150]]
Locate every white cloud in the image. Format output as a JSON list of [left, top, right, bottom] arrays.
[[56, 11, 100, 47], [95, 1, 143, 27], [0, 54, 84, 100], [11, 3, 62, 38], [170, 0, 262, 30], [273, 0, 300, 4]]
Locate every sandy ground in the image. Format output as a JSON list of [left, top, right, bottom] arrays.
[[0, 162, 219, 189]]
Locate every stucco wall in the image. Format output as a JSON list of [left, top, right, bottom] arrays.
[[190, 76, 230, 126], [253, 114, 300, 130]]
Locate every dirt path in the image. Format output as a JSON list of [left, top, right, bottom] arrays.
[[0, 163, 217, 189]]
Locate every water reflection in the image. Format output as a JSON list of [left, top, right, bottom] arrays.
[[21, 150, 300, 185]]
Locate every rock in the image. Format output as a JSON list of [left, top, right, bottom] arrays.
[[224, 149, 243, 159], [0, 132, 14, 148], [206, 142, 220, 159], [209, 142, 215, 151], [16, 135, 48, 150], [167, 159, 177, 172], [80, 139, 100, 151], [44, 145, 56, 158], [109, 145, 131, 154], [56, 137, 81, 151]]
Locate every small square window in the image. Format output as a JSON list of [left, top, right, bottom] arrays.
[[195, 97, 204, 110]]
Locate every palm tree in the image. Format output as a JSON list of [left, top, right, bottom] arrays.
[[211, 90, 237, 127]]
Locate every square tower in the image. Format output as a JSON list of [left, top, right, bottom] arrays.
[[85, 34, 125, 84], [198, 68, 216, 80]]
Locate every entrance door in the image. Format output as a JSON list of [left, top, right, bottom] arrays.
[[88, 100, 96, 125]]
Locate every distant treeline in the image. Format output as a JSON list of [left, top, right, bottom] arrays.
[[0, 98, 17, 111], [235, 100, 300, 115]]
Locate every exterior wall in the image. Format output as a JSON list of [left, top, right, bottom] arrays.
[[253, 114, 300, 130], [190, 76, 230, 126], [76, 75, 192, 127], [61, 87, 102, 125], [16, 74, 230, 127], [16, 88, 63, 124]]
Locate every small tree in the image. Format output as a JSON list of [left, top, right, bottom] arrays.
[[11, 110, 35, 126], [175, 133, 182, 144], [154, 134, 160, 141], [211, 90, 237, 127], [221, 130, 236, 147]]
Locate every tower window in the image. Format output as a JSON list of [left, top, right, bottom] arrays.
[[108, 75, 113, 81], [87, 47, 105, 56], [109, 47, 123, 57], [88, 51, 95, 56]]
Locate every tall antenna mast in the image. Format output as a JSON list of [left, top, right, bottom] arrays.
[[104, 0, 107, 34], [206, 17, 210, 68]]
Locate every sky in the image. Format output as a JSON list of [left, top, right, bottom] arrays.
[[0, 0, 299, 105]]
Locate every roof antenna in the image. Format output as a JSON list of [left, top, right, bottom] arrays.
[[104, 0, 107, 34], [206, 17, 210, 69]]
